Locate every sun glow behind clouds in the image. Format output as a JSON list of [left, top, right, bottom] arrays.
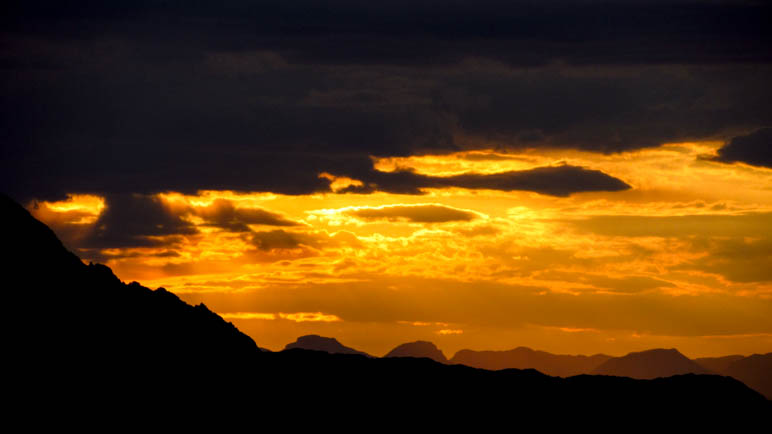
[[26, 143, 772, 357], [30, 194, 105, 224], [221, 312, 342, 322]]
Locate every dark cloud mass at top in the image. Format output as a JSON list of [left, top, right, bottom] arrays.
[[712, 128, 772, 168], [1, 0, 772, 200]]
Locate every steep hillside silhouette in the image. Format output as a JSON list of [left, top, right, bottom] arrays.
[[5, 194, 258, 366], [385, 341, 447, 362], [592, 348, 712, 379], [285, 335, 372, 357], [450, 347, 611, 377]]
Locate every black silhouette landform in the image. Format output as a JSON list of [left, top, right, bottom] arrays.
[[3, 193, 768, 418]]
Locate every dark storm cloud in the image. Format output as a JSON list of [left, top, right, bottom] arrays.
[[81, 194, 197, 249], [345, 165, 631, 196], [711, 128, 772, 168], [1, 1, 771, 200]]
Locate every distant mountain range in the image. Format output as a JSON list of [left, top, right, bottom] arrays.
[[591, 348, 712, 378], [3, 193, 768, 417], [282, 338, 771, 399], [450, 347, 611, 378]]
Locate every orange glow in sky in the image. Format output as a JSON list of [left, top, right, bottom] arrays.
[[29, 143, 772, 357]]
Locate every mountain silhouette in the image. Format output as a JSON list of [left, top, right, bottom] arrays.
[[5, 194, 258, 365], [592, 348, 712, 379], [285, 334, 372, 357], [450, 347, 611, 377], [2, 193, 768, 418], [695, 355, 746, 373], [384, 341, 447, 362]]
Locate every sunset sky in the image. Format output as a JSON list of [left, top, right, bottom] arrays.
[[3, 1, 771, 357]]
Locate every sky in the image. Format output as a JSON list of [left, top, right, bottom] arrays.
[[3, 0, 771, 358]]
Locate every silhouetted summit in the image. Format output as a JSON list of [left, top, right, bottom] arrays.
[[385, 341, 447, 363], [450, 347, 611, 377], [285, 335, 371, 357], [592, 348, 711, 379]]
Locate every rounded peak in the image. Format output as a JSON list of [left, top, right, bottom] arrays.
[[284, 335, 369, 357], [629, 348, 686, 358], [296, 334, 340, 344], [385, 341, 447, 363]]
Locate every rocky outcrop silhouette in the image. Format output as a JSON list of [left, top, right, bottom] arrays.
[[285, 335, 372, 357], [450, 347, 611, 377], [592, 348, 711, 379], [384, 341, 447, 363]]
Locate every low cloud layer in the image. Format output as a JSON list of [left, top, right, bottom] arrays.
[[195, 199, 299, 231], [346, 165, 631, 196], [344, 204, 482, 223]]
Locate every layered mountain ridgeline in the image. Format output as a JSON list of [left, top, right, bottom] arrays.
[[696, 355, 747, 373], [591, 349, 772, 400], [591, 348, 712, 378], [2, 193, 769, 415], [450, 347, 612, 377], [285, 334, 373, 357], [301, 336, 770, 399]]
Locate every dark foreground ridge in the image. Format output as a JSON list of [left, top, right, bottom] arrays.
[[3, 194, 768, 420]]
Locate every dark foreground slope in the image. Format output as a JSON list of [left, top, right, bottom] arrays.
[[2, 194, 768, 420], [4, 193, 259, 368]]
